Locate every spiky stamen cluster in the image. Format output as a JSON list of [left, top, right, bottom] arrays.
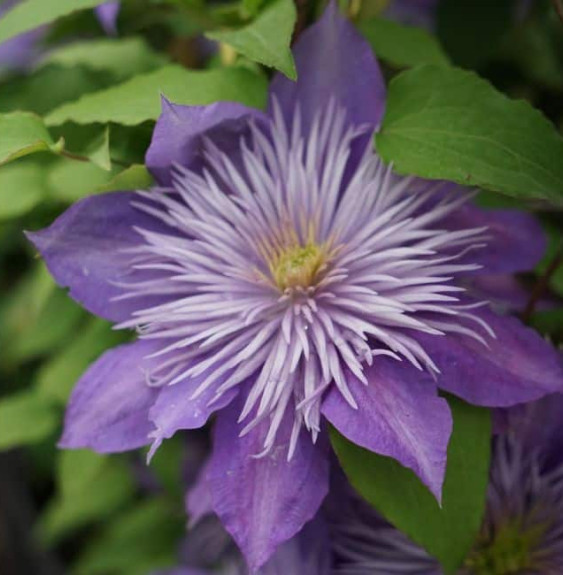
[[114, 100, 493, 456], [332, 436, 563, 574], [465, 436, 563, 574]]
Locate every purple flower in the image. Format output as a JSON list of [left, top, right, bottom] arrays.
[[95, 2, 120, 36], [27, 1, 562, 570], [0, 0, 47, 72], [331, 394, 563, 574], [384, 0, 438, 31]]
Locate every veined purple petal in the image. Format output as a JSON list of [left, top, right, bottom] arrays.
[[260, 516, 331, 575], [445, 204, 547, 275], [269, 0, 385, 132], [59, 340, 160, 452], [186, 460, 213, 527], [26, 192, 173, 323], [146, 98, 267, 186], [323, 358, 452, 501], [207, 399, 329, 571], [148, 372, 238, 460], [95, 1, 120, 36], [421, 305, 563, 407]]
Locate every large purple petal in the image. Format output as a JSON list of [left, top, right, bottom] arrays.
[[148, 372, 238, 460], [27, 192, 169, 323], [447, 204, 547, 275], [420, 306, 563, 407], [269, 1, 385, 132], [59, 339, 160, 453], [322, 359, 452, 502], [95, 2, 120, 36], [207, 400, 330, 571], [146, 98, 267, 186]]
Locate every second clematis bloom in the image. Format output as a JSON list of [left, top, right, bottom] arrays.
[[331, 394, 563, 574], [28, 2, 562, 571]]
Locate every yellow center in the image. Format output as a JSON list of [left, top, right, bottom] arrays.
[[271, 242, 325, 291]]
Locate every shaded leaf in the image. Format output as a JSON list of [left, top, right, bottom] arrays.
[[73, 499, 184, 575], [0, 160, 49, 220], [39, 450, 135, 545], [36, 318, 129, 405], [0, 391, 58, 450], [331, 395, 491, 573], [358, 17, 450, 68], [47, 158, 115, 202]]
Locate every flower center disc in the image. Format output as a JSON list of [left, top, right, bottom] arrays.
[[272, 242, 325, 291], [465, 520, 547, 575]]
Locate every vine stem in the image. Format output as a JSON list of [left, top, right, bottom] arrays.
[[522, 241, 563, 322], [552, 0, 563, 23]]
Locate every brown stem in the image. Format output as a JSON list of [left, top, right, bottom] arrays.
[[551, 0, 563, 24], [60, 149, 129, 169], [522, 241, 563, 322]]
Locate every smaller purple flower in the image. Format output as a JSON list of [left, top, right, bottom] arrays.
[[95, 2, 120, 36], [331, 394, 563, 574], [0, 0, 47, 72]]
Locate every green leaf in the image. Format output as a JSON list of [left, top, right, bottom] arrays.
[[84, 126, 111, 171], [0, 65, 117, 116], [39, 37, 167, 82], [376, 65, 563, 205], [36, 318, 129, 405], [45, 65, 268, 126], [0, 160, 49, 220], [8, 289, 84, 361], [39, 450, 135, 545], [207, 0, 297, 79], [331, 396, 491, 573], [96, 164, 153, 192], [73, 499, 184, 575], [0, 391, 58, 450], [358, 17, 450, 68], [0, 0, 104, 43], [47, 159, 115, 202], [537, 222, 563, 297], [0, 264, 57, 360], [241, 0, 266, 18], [0, 112, 63, 165]]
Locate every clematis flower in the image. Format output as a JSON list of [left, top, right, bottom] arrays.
[[95, 1, 120, 36], [332, 394, 563, 574], [27, 1, 562, 571]]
